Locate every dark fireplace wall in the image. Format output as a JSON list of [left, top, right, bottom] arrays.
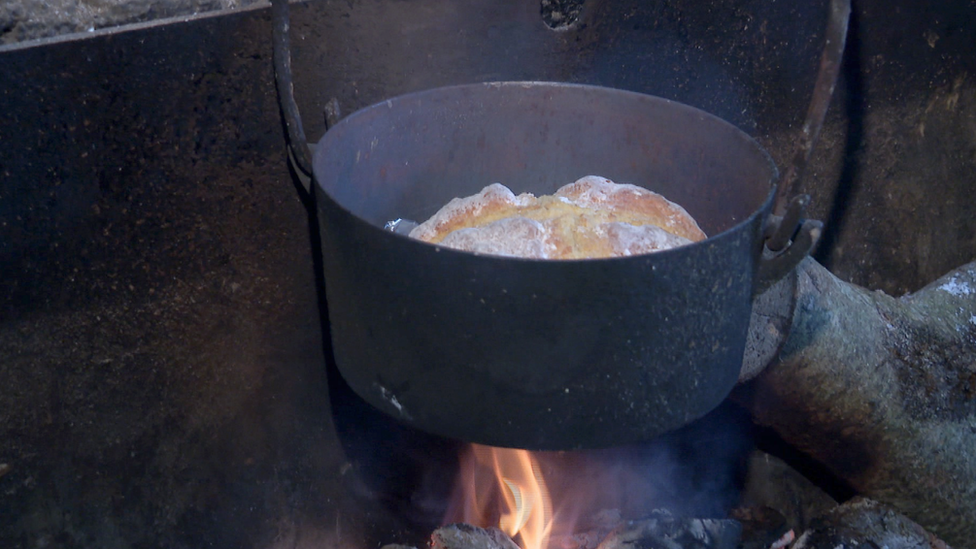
[[1, 1, 975, 548]]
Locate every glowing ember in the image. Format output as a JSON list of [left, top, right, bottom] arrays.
[[448, 444, 553, 549]]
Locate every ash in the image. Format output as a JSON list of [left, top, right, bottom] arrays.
[[413, 514, 742, 549]]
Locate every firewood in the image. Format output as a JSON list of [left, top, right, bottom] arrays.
[[430, 524, 522, 549], [549, 509, 624, 549], [728, 506, 790, 549], [790, 497, 950, 549], [738, 257, 976, 548], [737, 450, 837, 534], [594, 510, 741, 549]]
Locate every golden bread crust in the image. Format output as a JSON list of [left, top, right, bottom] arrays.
[[408, 176, 705, 259]]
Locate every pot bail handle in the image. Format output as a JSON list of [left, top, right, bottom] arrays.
[[755, 195, 823, 294], [772, 0, 851, 217], [756, 0, 850, 293], [272, 0, 314, 194]]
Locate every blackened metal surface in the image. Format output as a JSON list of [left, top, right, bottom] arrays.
[[284, 0, 828, 149], [0, 0, 975, 547], [0, 7, 449, 549], [313, 82, 775, 449], [796, 3, 976, 295]]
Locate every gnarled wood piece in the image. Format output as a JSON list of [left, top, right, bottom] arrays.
[[740, 257, 976, 547]]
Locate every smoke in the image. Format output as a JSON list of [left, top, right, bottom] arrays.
[[437, 400, 753, 545], [537, 401, 753, 533]]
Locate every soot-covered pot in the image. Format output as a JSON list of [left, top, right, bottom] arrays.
[[313, 82, 780, 449]]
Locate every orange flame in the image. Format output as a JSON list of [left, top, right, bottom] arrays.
[[450, 444, 553, 549]]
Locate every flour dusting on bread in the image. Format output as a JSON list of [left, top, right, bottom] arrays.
[[408, 183, 534, 244], [408, 176, 705, 259]]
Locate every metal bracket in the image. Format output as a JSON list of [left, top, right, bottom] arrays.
[[755, 194, 823, 294]]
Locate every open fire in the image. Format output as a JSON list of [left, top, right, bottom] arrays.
[[376, 400, 958, 549], [429, 421, 801, 549], [438, 440, 750, 549], [447, 445, 554, 549]]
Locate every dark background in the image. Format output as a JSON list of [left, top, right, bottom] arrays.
[[1, 0, 974, 547]]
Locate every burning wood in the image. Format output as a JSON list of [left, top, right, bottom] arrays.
[[594, 511, 741, 549], [729, 506, 791, 549], [395, 511, 770, 549], [790, 497, 951, 549], [429, 524, 523, 549], [768, 530, 794, 549], [447, 444, 552, 549], [737, 450, 838, 536], [547, 509, 623, 549]]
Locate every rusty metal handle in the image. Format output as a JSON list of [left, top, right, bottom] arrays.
[[756, 0, 850, 292], [271, 0, 314, 194], [773, 0, 852, 217]]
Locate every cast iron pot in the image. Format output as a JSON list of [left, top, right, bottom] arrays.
[[271, 0, 847, 450], [314, 82, 780, 450]]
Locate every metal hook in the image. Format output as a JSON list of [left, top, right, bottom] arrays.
[[756, 195, 823, 294]]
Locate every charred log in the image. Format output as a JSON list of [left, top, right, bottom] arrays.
[[594, 511, 741, 549], [430, 524, 522, 549], [738, 257, 976, 547], [549, 509, 626, 549], [737, 450, 838, 534], [791, 497, 950, 549], [728, 506, 790, 549]]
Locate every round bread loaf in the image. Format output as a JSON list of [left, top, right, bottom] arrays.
[[408, 175, 706, 259]]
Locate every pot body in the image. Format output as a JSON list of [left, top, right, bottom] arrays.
[[313, 82, 775, 449]]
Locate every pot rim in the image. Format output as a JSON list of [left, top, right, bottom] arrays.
[[313, 80, 779, 265]]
